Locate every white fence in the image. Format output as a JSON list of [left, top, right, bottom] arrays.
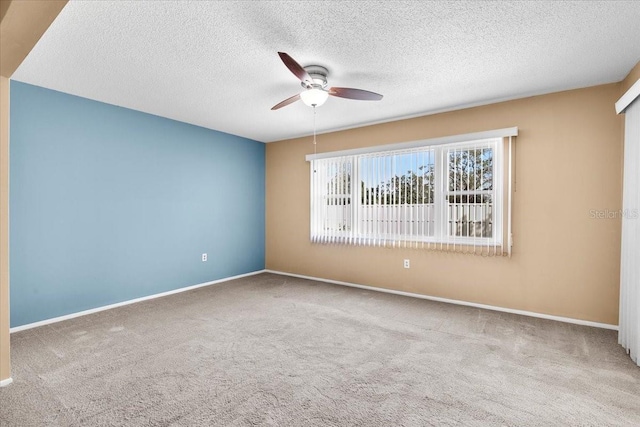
[[358, 204, 436, 236], [323, 203, 492, 238]]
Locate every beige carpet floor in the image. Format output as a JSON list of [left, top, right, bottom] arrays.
[[1, 272, 639, 426]]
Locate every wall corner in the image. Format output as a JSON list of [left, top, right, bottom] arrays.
[[621, 61, 640, 96], [0, 76, 10, 384]]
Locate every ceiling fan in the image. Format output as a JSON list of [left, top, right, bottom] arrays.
[[271, 52, 383, 110]]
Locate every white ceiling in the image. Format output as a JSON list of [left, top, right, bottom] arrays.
[[12, 0, 640, 143]]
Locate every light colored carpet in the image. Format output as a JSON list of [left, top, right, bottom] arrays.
[[1, 272, 639, 426]]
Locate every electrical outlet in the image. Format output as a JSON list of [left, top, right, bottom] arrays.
[[403, 259, 410, 269], [202, 253, 207, 262]]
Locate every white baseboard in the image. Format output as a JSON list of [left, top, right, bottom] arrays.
[[264, 269, 619, 331], [0, 377, 13, 387], [10, 269, 267, 333], [10, 268, 618, 333]]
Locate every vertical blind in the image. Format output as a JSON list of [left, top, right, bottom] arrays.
[[308, 129, 516, 256], [619, 92, 640, 366]]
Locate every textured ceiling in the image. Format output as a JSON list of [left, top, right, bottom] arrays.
[[12, 0, 640, 143]]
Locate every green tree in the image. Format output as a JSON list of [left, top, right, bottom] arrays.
[[448, 148, 493, 203], [362, 164, 435, 205]]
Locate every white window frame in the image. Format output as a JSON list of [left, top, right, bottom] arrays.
[[307, 128, 516, 250], [440, 139, 503, 246]]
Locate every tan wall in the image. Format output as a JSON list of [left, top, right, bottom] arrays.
[[266, 83, 623, 325], [0, 0, 67, 77], [0, 76, 9, 382], [621, 61, 640, 95]]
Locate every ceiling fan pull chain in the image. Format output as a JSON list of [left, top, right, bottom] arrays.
[[312, 106, 317, 173], [313, 106, 317, 156]]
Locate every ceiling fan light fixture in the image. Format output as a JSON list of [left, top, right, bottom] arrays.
[[300, 88, 329, 107]]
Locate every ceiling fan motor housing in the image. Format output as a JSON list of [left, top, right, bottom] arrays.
[[302, 65, 329, 89]]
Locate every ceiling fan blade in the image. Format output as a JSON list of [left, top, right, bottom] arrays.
[[328, 87, 383, 101], [278, 52, 313, 87], [271, 93, 301, 110]]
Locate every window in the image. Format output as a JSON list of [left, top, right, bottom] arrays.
[[308, 129, 515, 255]]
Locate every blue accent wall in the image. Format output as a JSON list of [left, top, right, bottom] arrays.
[[10, 81, 265, 327]]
